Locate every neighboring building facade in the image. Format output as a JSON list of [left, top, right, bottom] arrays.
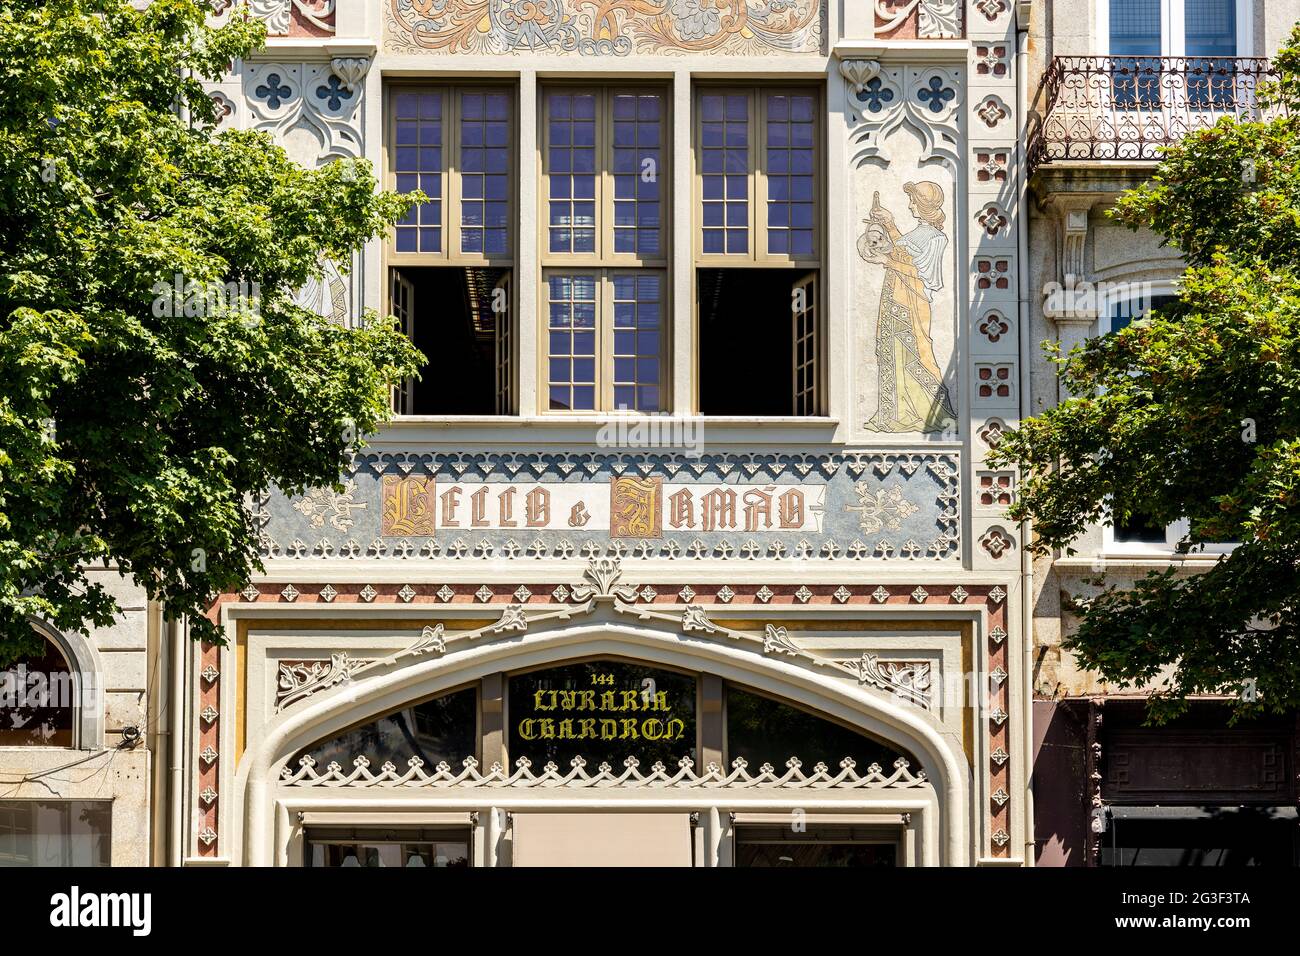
[[179, 0, 1031, 867], [0, 571, 155, 867], [1027, 0, 1300, 866]]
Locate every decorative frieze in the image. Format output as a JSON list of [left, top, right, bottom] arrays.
[[384, 0, 824, 56], [258, 452, 962, 563], [283, 752, 930, 790]]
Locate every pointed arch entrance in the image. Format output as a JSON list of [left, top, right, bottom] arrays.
[[233, 613, 972, 866]]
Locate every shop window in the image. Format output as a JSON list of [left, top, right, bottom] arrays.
[[733, 824, 898, 867], [1101, 808, 1299, 866], [0, 800, 111, 866], [507, 660, 696, 769], [292, 686, 478, 773], [725, 684, 914, 771], [305, 826, 471, 868], [0, 639, 75, 747]]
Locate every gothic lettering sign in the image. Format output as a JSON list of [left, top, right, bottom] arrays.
[[259, 449, 960, 562], [381, 475, 435, 536], [508, 661, 696, 769], [383, 477, 824, 537]]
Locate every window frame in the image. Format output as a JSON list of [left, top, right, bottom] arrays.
[[539, 84, 671, 270], [1098, 283, 1236, 556], [386, 83, 518, 268], [692, 84, 824, 270], [1095, 0, 1254, 57], [541, 266, 669, 414], [538, 83, 673, 415]]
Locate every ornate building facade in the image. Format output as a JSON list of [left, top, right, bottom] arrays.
[[7, 0, 1299, 869], [162, 0, 1033, 867]]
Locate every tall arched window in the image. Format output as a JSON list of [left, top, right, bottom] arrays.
[[0, 638, 76, 747]]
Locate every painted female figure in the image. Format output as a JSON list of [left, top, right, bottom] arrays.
[[858, 181, 957, 434]]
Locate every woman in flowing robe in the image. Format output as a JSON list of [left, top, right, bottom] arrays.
[[859, 181, 957, 433]]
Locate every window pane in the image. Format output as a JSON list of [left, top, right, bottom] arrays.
[[1110, 0, 1161, 54], [460, 91, 511, 255], [508, 660, 696, 769], [701, 93, 749, 256], [1185, 0, 1237, 107], [305, 828, 471, 868], [0, 801, 111, 866], [727, 684, 916, 772], [610, 272, 663, 412], [734, 826, 898, 868], [292, 688, 477, 772], [0, 640, 74, 747], [547, 92, 598, 254], [1186, 0, 1236, 55], [612, 93, 663, 256], [394, 92, 442, 253], [1110, 0, 1162, 108], [765, 93, 816, 257], [547, 274, 598, 410]]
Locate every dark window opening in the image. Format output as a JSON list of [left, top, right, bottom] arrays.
[[0, 640, 75, 747], [1102, 808, 1299, 867], [697, 268, 819, 416], [1114, 514, 1168, 544], [391, 266, 511, 415], [734, 825, 898, 867]]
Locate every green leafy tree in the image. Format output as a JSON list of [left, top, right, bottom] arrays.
[[0, 0, 422, 660], [991, 26, 1300, 720]]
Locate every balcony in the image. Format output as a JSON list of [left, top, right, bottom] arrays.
[[1028, 56, 1282, 174]]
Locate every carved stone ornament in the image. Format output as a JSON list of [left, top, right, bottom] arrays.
[[277, 653, 364, 710], [843, 63, 963, 171], [329, 57, 371, 94], [243, 62, 362, 165], [267, 559, 947, 713], [874, 0, 963, 38], [247, 0, 336, 36], [284, 753, 929, 791], [845, 654, 933, 710]]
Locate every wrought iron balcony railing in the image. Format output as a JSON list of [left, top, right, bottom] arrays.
[[1028, 56, 1283, 174]]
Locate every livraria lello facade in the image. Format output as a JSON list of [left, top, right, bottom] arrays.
[[2, 0, 1297, 867]]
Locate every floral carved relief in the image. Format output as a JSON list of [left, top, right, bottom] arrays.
[[384, 0, 824, 56]]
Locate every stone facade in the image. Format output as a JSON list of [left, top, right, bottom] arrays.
[[170, 0, 1033, 867]]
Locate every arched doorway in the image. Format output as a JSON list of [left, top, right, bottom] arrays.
[[236, 621, 969, 866]]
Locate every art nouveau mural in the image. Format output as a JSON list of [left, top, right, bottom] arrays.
[[846, 79, 961, 438], [858, 182, 958, 434], [383, 0, 825, 55]]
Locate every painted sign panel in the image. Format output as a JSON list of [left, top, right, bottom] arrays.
[[258, 449, 960, 562]]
